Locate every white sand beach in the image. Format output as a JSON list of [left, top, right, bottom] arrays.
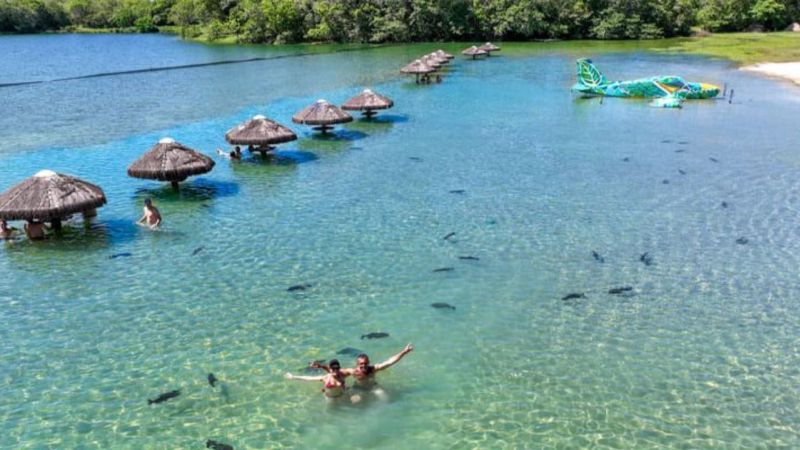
[[743, 62, 800, 86]]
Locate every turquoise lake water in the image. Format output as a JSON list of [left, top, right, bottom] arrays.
[[2, 34, 800, 449]]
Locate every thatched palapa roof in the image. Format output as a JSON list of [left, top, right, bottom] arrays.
[[427, 53, 449, 65], [401, 60, 435, 74], [128, 138, 215, 183], [420, 55, 443, 69], [292, 99, 353, 126], [479, 42, 501, 53], [225, 115, 297, 146], [0, 170, 106, 221], [342, 89, 394, 112], [436, 49, 455, 60], [462, 46, 488, 58]]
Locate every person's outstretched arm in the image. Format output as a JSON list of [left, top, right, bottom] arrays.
[[284, 373, 324, 382], [309, 361, 331, 373], [375, 344, 414, 372]]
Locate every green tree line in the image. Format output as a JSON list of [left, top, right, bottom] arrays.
[[1, 0, 799, 41]]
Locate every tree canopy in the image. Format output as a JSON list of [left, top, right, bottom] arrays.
[[1, 0, 799, 42]]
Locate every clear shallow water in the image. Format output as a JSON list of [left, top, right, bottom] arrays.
[[2, 35, 800, 449]]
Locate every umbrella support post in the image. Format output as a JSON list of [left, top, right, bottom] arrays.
[[51, 218, 62, 230], [258, 146, 274, 157], [171, 181, 180, 190], [415, 74, 420, 84], [363, 111, 376, 120]]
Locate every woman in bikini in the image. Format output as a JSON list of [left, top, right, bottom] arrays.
[[285, 359, 349, 399]]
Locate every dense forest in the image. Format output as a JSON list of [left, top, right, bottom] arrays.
[[1, 0, 799, 42]]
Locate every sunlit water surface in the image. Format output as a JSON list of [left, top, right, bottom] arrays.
[[1, 35, 800, 449]]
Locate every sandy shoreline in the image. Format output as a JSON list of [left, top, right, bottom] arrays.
[[742, 62, 800, 85]]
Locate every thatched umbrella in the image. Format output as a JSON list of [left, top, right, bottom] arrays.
[[0, 169, 106, 229], [401, 59, 435, 83], [462, 46, 488, 59], [435, 49, 455, 60], [427, 53, 449, 65], [341, 89, 394, 119], [478, 42, 501, 55], [292, 99, 353, 134], [225, 115, 297, 156], [128, 137, 215, 189]]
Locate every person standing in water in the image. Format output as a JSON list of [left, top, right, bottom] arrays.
[[285, 359, 349, 399], [0, 220, 17, 240], [23, 220, 45, 240], [313, 343, 414, 402], [137, 198, 162, 230]]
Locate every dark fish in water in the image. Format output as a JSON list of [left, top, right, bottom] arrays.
[[622, 157, 630, 162], [207, 373, 218, 387], [640, 252, 654, 266], [433, 267, 455, 273], [336, 347, 362, 356], [662, 179, 670, 184], [409, 156, 423, 162], [709, 157, 719, 163], [674, 149, 686, 153], [561, 293, 585, 301], [192, 246, 205, 256], [431, 302, 456, 310], [148, 389, 180, 405], [287, 283, 312, 292], [201, 204, 211, 208], [661, 139, 673, 144], [678, 141, 689, 145], [110, 252, 132, 259], [458, 256, 480, 261], [206, 440, 234, 450], [592, 251, 605, 263], [721, 201, 729, 208], [449, 190, 466, 194], [361, 332, 389, 340], [736, 237, 749, 245], [608, 286, 633, 295], [678, 169, 686, 175], [443, 232, 456, 241]]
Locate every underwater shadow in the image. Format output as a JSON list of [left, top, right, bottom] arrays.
[[345, 114, 408, 134], [133, 178, 239, 203], [1, 219, 117, 255], [237, 150, 318, 166], [306, 129, 368, 142]]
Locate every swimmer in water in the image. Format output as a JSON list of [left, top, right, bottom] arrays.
[[0, 220, 17, 240], [313, 344, 414, 403], [136, 198, 162, 230], [285, 359, 348, 399], [216, 147, 241, 160]]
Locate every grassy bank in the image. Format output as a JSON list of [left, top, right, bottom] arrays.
[[658, 32, 800, 65]]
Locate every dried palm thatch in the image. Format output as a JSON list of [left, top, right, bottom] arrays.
[[342, 89, 394, 118], [426, 53, 449, 65], [0, 170, 106, 226], [478, 42, 501, 55], [401, 59, 435, 83], [401, 60, 435, 74], [292, 99, 353, 133], [128, 138, 215, 188], [435, 49, 455, 60], [462, 46, 488, 59], [225, 115, 297, 151], [420, 55, 444, 69]]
